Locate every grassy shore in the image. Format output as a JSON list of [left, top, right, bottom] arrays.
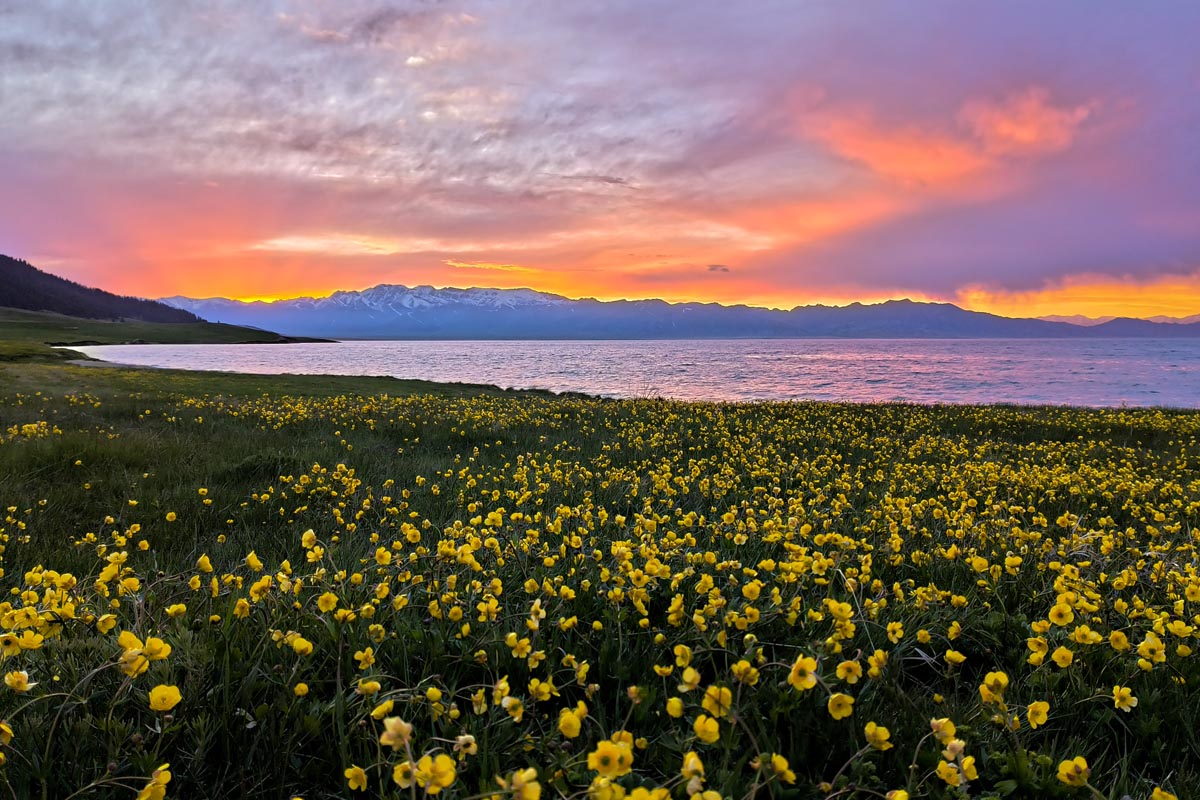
[[0, 307, 326, 364], [1, 336, 1199, 799]]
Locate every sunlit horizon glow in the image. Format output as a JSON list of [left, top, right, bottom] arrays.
[[2, 2, 1199, 320]]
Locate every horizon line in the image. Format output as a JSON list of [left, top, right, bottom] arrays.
[[161, 284, 1199, 323]]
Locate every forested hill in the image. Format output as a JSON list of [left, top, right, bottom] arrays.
[[0, 255, 199, 322]]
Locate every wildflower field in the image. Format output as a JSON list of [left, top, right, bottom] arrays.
[[1, 363, 1198, 799]]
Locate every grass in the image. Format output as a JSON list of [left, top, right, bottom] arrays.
[[0, 307, 325, 363], [0, 340, 1198, 799]]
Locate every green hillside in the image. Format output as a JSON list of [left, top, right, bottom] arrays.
[[0, 307, 320, 363]]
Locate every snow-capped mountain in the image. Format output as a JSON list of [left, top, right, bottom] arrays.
[[160, 285, 1200, 340], [164, 284, 568, 315], [161, 285, 584, 337]]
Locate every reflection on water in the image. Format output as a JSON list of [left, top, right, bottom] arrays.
[[71, 338, 1200, 408]]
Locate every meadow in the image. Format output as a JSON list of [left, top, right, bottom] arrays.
[[0, 308, 322, 365], [0, 359, 1197, 799]]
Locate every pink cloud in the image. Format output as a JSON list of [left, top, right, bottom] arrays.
[[960, 87, 1094, 156]]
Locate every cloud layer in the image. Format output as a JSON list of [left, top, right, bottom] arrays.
[[1, 0, 1198, 315]]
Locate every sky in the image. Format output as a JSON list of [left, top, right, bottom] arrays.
[[2, 1, 1199, 318]]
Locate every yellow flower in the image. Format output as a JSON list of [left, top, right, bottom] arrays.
[[148, 684, 182, 712], [1056, 756, 1090, 787], [136, 763, 172, 800], [1137, 632, 1166, 667], [587, 739, 634, 778], [1048, 602, 1074, 626], [344, 765, 367, 792], [788, 655, 818, 691], [414, 753, 456, 793], [936, 760, 961, 787], [701, 685, 732, 718], [944, 649, 966, 666], [196, 554, 213, 573], [827, 692, 854, 720], [836, 660, 863, 684], [1051, 646, 1074, 668], [0, 721, 12, 745], [496, 767, 541, 800], [677, 666, 701, 692], [978, 671, 1008, 705], [930, 717, 957, 744], [293, 682, 309, 697], [505, 632, 532, 658], [558, 708, 582, 738], [886, 792, 910, 800], [4, 671, 34, 693], [528, 678, 556, 702], [753, 752, 795, 783], [317, 592, 338, 613], [356, 679, 381, 696], [165, 511, 177, 523], [1151, 789, 1179, 800], [864, 721, 893, 750], [666, 697, 684, 717], [867, 649, 888, 679], [1027, 700, 1049, 729], [1112, 685, 1138, 712], [117, 631, 171, 678], [693, 714, 720, 744], [731, 659, 759, 685], [379, 716, 413, 750], [674, 644, 693, 667], [501, 695, 525, 722], [354, 647, 375, 669]]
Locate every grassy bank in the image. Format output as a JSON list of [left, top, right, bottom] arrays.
[[0, 307, 325, 363], [0, 357, 1198, 799]]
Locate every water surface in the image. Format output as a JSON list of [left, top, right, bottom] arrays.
[[72, 338, 1200, 408]]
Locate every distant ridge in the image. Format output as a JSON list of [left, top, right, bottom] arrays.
[[163, 284, 1200, 340], [0, 255, 199, 323], [1040, 313, 1200, 326]]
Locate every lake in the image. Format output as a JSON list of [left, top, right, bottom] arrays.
[[70, 338, 1200, 408]]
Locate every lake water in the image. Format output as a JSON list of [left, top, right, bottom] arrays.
[[71, 339, 1200, 408]]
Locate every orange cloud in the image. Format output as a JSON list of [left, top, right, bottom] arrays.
[[723, 192, 903, 244], [806, 112, 988, 185], [960, 87, 1094, 156], [957, 271, 1200, 319], [803, 87, 1095, 188], [445, 259, 538, 273]]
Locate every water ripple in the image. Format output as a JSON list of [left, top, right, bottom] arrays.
[[71, 339, 1200, 408]]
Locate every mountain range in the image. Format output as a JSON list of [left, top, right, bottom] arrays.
[[163, 284, 1200, 340], [1040, 313, 1200, 326]]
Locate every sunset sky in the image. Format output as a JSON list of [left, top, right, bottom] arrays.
[[2, 1, 1199, 317]]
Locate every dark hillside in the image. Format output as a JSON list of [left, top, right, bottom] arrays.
[[0, 254, 199, 322]]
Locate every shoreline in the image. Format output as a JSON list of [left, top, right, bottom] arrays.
[[52, 348, 1200, 411]]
